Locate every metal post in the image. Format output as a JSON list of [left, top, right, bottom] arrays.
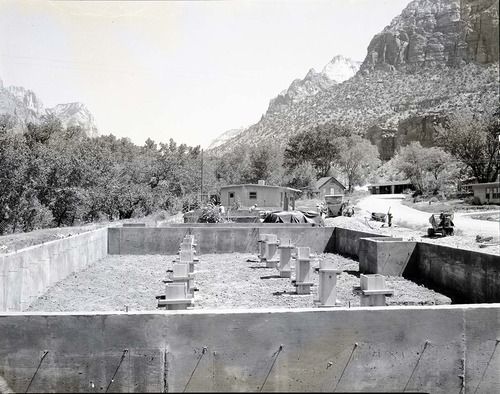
[[200, 148, 204, 205]]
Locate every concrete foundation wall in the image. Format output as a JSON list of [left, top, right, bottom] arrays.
[[0, 228, 108, 312], [410, 243, 500, 303], [108, 227, 335, 255], [359, 237, 417, 276], [167, 223, 314, 227], [334, 228, 388, 258], [0, 305, 498, 393]]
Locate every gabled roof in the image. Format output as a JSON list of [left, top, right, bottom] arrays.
[[315, 176, 346, 190], [471, 181, 500, 188]]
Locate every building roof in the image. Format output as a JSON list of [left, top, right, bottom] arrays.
[[366, 180, 412, 187], [220, 184, 301, 193], [471, 182, 500, 188], [315, 176, 346, 190]]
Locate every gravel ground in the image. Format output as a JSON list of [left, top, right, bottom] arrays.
[[28, 251, 451, 313]]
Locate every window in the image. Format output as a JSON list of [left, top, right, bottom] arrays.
[[249, 192, 257, 199], [229, 192, 234, 198], [486, 188, 490, 200], [493, 187, 499, 199]]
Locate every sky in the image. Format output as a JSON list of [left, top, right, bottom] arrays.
[[0, 0, 412, 149]]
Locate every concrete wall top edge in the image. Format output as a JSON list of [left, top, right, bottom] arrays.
[[1, 303, 499, 317], [1, 226, 110, 257]]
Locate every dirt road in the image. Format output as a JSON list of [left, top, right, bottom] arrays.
[[356, 194, 500, 239]]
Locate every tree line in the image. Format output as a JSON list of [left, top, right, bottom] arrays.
[[0, 105, 498, 234]]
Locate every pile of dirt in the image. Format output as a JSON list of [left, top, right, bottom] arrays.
[[28, 252, 451, 313], [324, 216, 376, 232]]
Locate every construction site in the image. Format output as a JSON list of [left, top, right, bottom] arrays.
[[0, 218, 499, 393]]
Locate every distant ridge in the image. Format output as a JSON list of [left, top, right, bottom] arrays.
[[0, 78, 99, 137], [208, 0, 499, 158]]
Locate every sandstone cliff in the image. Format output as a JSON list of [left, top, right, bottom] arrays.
[[209, 0, 499, 159], [361, 0, 499, 72]]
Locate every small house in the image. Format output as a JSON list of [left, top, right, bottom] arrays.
[[471, 179, 500, 204], [220, 180, 300, 210], [315, 176, 346, 198]]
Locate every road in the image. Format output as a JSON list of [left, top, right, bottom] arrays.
[[356, 194, 500, 239]]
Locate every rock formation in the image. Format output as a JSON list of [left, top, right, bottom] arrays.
[[361, 0, 499, 72], [207, 126, 247, 150], [0, 78, 99, 137], [46, 102, 99, 138], [209, 0, 499, 159]]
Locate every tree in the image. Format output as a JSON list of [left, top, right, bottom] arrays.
[[435, 107, 499, 183], [284, 124, 351, 177], [393, 142, 460, 194], [336, 136, 380, 192], [241, 143, 285, 185], [284, 162, 317, 191], [213, 144, 252, 185]]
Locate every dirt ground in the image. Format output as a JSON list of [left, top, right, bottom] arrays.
[[28, 251, 451, 313]]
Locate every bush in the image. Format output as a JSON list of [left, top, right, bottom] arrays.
[[197, 202, 226, 223], [471, 196, 482, 206]]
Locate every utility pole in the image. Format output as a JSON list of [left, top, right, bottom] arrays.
[[200, 149, 204, 206]]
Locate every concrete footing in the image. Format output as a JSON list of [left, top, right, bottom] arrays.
[[294, 247, 314, 294], [315, 268, 342, 307], [359, 237, 416, 275], [278, 238, 294, 278]]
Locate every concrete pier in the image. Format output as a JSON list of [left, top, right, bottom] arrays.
[[278, 238, 294, 278]]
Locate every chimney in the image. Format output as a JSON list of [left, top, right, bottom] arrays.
[[258, 180, 266, 185]]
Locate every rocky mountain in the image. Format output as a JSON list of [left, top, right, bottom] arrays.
[[207, 126, 247, 150], [322, 55, 362, 83], [361, 0, 499, 72], [207, 55, 361, 150], [46, 102, 99, 137], [209, 0, 499, 159], [0, 78, 99, 137]]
